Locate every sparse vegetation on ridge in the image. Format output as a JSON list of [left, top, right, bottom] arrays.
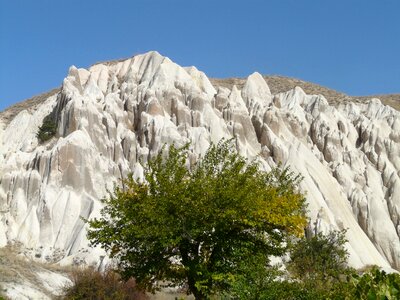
[[210, 76, 400, 111], [0, 88, 59, 124]]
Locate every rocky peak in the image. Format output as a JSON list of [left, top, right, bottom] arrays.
[[0, 52, 399, 278]]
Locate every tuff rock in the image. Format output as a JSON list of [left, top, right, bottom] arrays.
[[0, 51, 399, 273]]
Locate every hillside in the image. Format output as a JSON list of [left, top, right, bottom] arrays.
[[0, 88, 59, 125], [0, 52, 400, 298]]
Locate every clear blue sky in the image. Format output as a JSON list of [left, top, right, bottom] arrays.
[[1, 0, 399, 111]]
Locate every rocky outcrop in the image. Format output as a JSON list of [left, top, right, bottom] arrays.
[[0, 51, 399, 271]]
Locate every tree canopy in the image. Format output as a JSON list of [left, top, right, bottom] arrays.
[[87, 140, 307, 299]]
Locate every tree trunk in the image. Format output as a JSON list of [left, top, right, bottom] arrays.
[[188, 278, 206, 300], [186, 265, 207, 300], [180, 242, 208, 300]]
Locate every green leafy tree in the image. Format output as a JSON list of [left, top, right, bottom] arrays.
[[87, 140, 307, 300], [223, 253, 320, 300], [225, 230, 355, 300], [288, 229, 353, 297]]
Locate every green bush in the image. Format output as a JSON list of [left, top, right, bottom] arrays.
[[37, 115, 57, 143], [226, 279, 321, 300], [60, 267, 147, 300], [285, 230, 357, 299], [223, 253, 323, 300], [353, 267, 400, 300], [223, 251, 354, 300], [288, 230, 350, 285], [221, 231, 400, 300]]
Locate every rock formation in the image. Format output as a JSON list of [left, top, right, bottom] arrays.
[[0, 51, 399, 274]]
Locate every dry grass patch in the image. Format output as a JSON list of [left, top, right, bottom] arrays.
[[59, 267, 148, 300], [211, 75, 400, 111], [0, 88, 59, 124], [0, 244, 72, 298]]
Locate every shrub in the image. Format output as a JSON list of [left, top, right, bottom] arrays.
[[353, 267, 400, 300], [37, 115, 57, 143], [286, 230, 356, 299], [223, 252, 323, 300], [224, 248, 353, 300], [60, 267, 147, 300], [288, 230, 350, 284]]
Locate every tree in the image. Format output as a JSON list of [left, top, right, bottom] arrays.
[[37, 115, 57, 143], [87, 140, 307, 299], [225, 230, 355, 300], [222, 253, 307, 300], [288, 230, 351, 293]]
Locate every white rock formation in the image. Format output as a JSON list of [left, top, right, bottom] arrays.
[[0, 51, 399, 272], [2, 269, 71, 300]]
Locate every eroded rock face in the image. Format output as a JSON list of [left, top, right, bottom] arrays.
[[0, 51, 399, 270]]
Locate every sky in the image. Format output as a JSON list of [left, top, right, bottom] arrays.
[[1, 0, 399, 111]]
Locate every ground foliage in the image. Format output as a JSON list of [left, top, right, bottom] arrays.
[[225, 230, 354, 300], [352, 267, 400, 300], [87, 140, 307, 299], [288, 230, 350, 286], [60, 267, 147, 300]]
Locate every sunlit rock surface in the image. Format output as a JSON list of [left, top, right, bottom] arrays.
[[0, 51, 399, 272]]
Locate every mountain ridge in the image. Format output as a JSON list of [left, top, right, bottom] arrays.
[[2, 66, 399, 126]]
